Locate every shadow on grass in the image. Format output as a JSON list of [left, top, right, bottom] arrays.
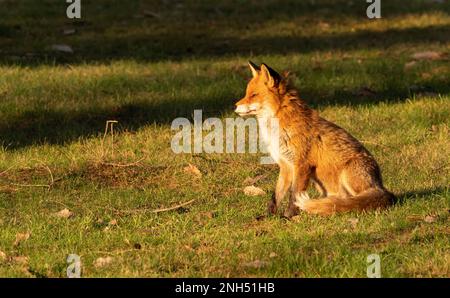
[[396, 187, 448, 204], [1, 75, 449, 149], [0, 96, 234, 149], [0, 0, 449, 65], [0, 0, 449, 149], [2, 23, 449, 66]]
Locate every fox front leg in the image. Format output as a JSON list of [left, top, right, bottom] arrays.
[[268, 160, 292, 215], [284, 192, 300, 218], [268, 193, 278, 215], [285, 164, 312, 217]]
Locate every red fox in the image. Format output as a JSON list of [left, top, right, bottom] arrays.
[[235, 61, 396, 217]]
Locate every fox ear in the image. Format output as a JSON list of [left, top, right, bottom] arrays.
[[248, 61, 260, 78], [260, 63, 280, 88]]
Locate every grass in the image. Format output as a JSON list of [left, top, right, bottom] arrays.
[[0, 0, 449, 277]]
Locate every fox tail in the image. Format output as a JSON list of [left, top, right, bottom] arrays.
[[295, 188, 396, 216]]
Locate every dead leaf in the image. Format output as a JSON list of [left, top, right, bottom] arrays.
[[14, 232, 30, 246], [63, 28, 76, 35], [424, 215, 437, 223], [312, 62, 324, 71], [243, 185, 266, 196], [183, 245, 194, 252], [12, 256, 29, 265], [269, 252, 277, 258], [406, 215, 422, 222], [404, 61, 417, 70], [103, 219, 117, 232], [411, 51, 444, 61], [143, 10, 161, 18], [54, 208, 73, 219], [242, 174, 267, 186], [51, 44, 73, 54], [183, 163, 202, 178], [0, 250, 6, 261], [318, 22, 330, 29], [242, 260, 269, 269], [174, 3, 185, 10], [93, 256, 113, 268], [348, 218, 359, 228]]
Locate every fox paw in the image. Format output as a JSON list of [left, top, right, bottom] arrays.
[[294, 192, 310, 210], [267, 200, 277, 215], [283, 206, 299, 218]]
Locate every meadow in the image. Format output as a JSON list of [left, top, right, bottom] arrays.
[[0, 0, 449, 277]]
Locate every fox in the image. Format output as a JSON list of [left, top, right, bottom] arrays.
[[234, 61, 396, 217]]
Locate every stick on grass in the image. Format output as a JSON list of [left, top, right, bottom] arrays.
[[150, 199, 196, 214]]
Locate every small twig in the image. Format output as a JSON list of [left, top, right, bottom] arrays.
[[92, 248, 152, 255], [3, 159, 54, 191], [101, 120, 118, 159], [110, 121, 115, 158], [100, 157, 146, 168], [45, 199, 69, 209], [99, 199, 196, 216], [32, 159, 54, 190], [41, 163, 54, 187], [222, 187, 242, 196], [150, 199, 196, 214], [0, 165, 15, 176], [10, 183, 51, 189]]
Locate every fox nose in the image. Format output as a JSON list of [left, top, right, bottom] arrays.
[[235, 104, 247, 114]]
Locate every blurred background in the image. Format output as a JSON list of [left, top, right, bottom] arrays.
[[1, 0, 448, 64], [1, 0, 449, 148]]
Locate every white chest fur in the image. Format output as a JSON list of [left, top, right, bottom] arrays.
[[258, 116, 281, 163]]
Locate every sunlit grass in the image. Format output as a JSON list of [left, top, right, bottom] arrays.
[[0, 0, 449, 277]]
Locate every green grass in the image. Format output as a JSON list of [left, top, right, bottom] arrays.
[[0, 0, 449, 277]]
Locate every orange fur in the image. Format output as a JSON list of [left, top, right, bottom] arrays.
[[235, 62, 396, 216]]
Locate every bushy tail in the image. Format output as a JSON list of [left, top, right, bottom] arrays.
[[295, 188, 396, 216]]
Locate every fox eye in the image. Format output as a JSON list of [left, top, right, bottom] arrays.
[[250, 93, 258, 98]]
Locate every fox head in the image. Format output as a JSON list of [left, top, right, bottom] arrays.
[[235, 61, 285, 118]]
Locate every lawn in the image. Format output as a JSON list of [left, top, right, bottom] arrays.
[[0, 0, 449, 277]]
